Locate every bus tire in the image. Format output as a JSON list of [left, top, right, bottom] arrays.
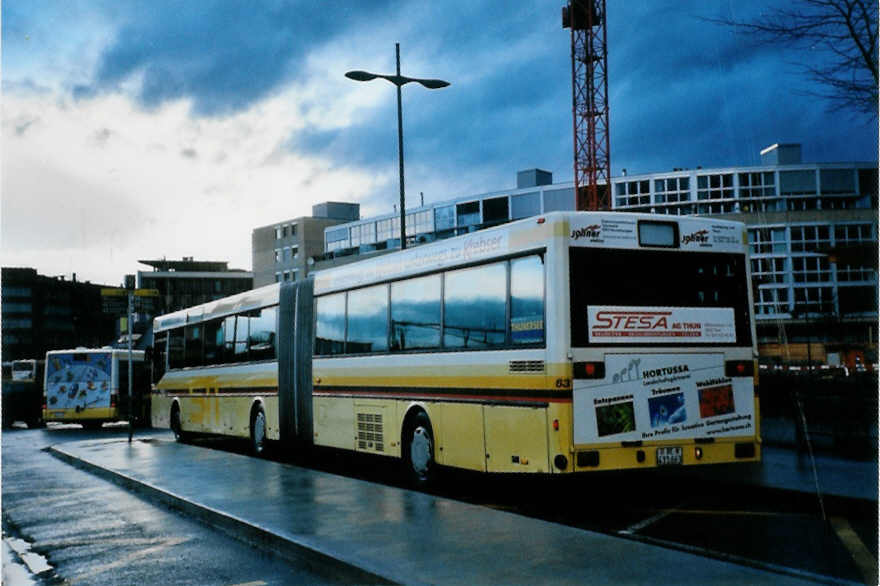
[[82, 421, 103, 430], [26, 418, 44, 429], [170, 404, 188, 442], [250, 404, 267, 457], [403, 411, 437, 489]]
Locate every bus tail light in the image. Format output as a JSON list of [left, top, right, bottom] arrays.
[[725, 360, 754, 377], [695, 447, 703, 460], [552, 419, 559, 431], [110, 393, 117, 408], [573, 361, 605, 379]]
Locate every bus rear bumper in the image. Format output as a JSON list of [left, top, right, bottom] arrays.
[[566, 438, 761, 473]]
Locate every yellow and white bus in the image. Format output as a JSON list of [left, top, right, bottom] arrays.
[[44, 349, 150, 429], [150, 211, 760, 484]]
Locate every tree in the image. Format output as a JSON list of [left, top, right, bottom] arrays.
[[713, 0, 878, 118]]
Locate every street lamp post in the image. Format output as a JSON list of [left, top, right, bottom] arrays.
[[346, 43, 449, 250]]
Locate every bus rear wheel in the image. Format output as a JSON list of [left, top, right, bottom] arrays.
[[403, 411, 437, 489], [250, 405, 267, 456], [82, 421, 103, 430]]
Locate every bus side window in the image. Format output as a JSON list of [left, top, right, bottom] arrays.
[[444, 262, 506, 349], [152, 332, 167, 383], [510, 255, 545, 345], [391, 274, 441, 351], [315, 293, 346, 355], [204, 319, 224, 365], [223, 315, 247, 362], [185, 324, 203, 368], [347, 285, 389, 354], [168, 328, 185, 370], [248, 306, 277, 361]]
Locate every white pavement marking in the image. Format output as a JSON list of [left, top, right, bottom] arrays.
[[618, 505, 682, 536]]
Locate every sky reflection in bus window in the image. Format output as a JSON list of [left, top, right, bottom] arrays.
[[347, 285, 388, 353], [391, 274, 441, 350], [316, 293, 346, 355], [511, 255, 545, 344], [248, 306, 277, 360], [444, 262, 506, 348]]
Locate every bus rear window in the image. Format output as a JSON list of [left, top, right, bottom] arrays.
[[569, 248, 752, 346]]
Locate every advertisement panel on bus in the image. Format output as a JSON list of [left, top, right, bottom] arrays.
[[573, 353, 755, 445], [45, 352, 113, 415]]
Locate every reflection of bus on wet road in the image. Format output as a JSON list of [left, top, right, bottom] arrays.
[[2, 359, 45, 428], [150, 211, 760, 484], [43, 349, 150, 429]]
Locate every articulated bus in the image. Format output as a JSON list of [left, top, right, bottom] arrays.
[[150, 211, 760, 483], [2, 359, 45, 428], [44, 349, 151, 429]]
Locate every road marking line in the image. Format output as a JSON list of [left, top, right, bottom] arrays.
[[647, 508, 812, 518], [619, 506, 680, 535], [830, 516, 878, 586], [229, 582, 267, 586], [627, 532, 865, 586]]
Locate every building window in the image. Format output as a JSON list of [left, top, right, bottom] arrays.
[[756, 287, 790, 315], [834, 223, 873, 244], [290, 224, 297, 237], [281, 225, 288, 238], [653, 176, 690, 205], [751, 258, 787, 284], [326, 227, 350, 252], [482, 196, 509, 224], [614, 180, 650, 207], [748, 227, 787, 254], [511, 192, 540, 219], [274, 249, 281, 263], [275, 227, 283, 240], [456, 202, 480, 227], [402, 210, 433, 236], [779, 170, 817, 196], [790, 225, 830, 253], [435, 206, 455, 230], [275, 272, 281, 283], [376, 219, 393, 242], [792, 256, 831, 283], [696, 173, 734, 201], [543, 188, 575, 212], [820, 169, 856, 194], [793, 286, 834, 314]]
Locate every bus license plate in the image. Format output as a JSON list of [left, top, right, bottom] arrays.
[[657, 447, 682, 466]]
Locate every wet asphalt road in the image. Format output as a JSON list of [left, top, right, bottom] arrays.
[[2, 423, 347, 585], [3, 422, 877, 585]]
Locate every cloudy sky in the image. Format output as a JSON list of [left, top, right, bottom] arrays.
[[3, 1, 876, 286]]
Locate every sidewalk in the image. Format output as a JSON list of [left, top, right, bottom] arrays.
[[49, 437, 819, 585]]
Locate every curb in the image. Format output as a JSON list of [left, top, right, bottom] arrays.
[[47, 445, 396, 585]]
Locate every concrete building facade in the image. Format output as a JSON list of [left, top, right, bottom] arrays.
[[251, 202, 359, 287], [1, 268, 116, 362], [137, 258, 253, 315]]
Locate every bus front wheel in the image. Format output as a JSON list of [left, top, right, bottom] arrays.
[[403, 411, 437, 489], [250, 405, 267, 457], [170, 404, 187, 442]]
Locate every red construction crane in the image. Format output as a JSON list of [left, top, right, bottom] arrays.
[[563, 0, 610, 211]]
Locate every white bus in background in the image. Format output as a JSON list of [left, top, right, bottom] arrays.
[[44, 349, 150, 429]]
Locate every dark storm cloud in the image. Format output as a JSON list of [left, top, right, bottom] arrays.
[[81, 0, 400, 115]]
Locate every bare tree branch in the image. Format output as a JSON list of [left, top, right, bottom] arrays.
[[707, 0, 878, 118]]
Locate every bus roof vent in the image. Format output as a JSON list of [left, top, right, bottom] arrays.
[[509, 360, 545, 374]]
